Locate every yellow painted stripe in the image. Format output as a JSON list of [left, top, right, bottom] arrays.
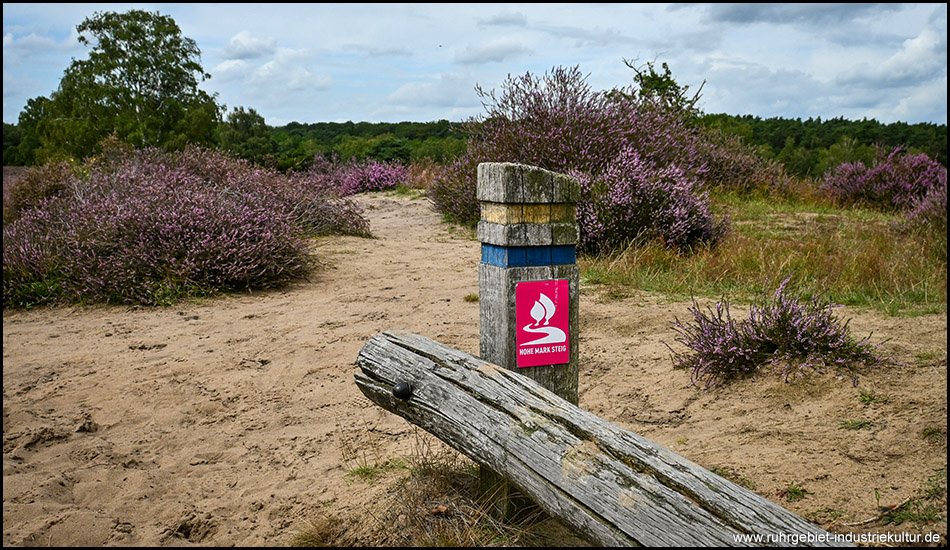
[[549, 203, 576, 223], [480, 202, 575, 224], [480, 202, 512, 224], [520, 204, 551, 224]]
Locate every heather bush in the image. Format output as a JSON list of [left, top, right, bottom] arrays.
[[429, 65, 765, 251], [3, 146, 369, 307], [697, 130, 791, 196], [118, 146, 370, 237], [2, 161, 79, 225], [575, 147, 728, 252], [428, 156, 480, 225], [338, 159, 408, 195], [822, 146, 947, 261], [299, 155, 409, 197], [431, 66, 679, 227], [669, 278, 882, 389], [903, 181, 948, 261], [821, 146, 947, 212]]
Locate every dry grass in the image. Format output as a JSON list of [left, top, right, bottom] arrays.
[[580, 192, 947, 315], [406, 158, 442, 190], [296, 428, 590, 547]]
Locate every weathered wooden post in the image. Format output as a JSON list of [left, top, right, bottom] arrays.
[[477, 162, 580, 516]]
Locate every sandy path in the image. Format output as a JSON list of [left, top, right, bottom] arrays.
[[3, 192, 947, 546], [3, 194, 482, 546]]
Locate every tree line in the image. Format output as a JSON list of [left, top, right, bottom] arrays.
[[699, 113, 947, 178], [2, 101, 468, 171], [7, 109, 945, 175]]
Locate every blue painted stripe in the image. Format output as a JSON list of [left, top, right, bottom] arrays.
[[481, 244, 576, 267], [551, 245, 576, 265]]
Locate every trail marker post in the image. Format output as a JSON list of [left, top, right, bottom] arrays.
[[477, 162, 580, 516]]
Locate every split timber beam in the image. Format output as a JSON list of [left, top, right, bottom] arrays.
[[354, 331, 850, 547]]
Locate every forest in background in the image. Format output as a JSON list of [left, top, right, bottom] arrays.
[[4, 111, 946, 177], [699, 114, 946, 177]]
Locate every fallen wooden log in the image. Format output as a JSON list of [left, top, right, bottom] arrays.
[[355, 331, 850, 547]]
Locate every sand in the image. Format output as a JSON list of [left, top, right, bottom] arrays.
[[3, 191, 947, 546]]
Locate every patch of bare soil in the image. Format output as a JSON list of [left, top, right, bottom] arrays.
[[3, 192, 946, 546]]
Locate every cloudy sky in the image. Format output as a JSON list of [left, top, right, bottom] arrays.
[[3, 3, 947, 126]]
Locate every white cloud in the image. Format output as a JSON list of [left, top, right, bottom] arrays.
[[702, 4, 902, 26], [212, 59, 248, 80], [532, 23, 635, 48], [890, 76, 948, 123], [477, 11, 528, 27], [248, 48, 320, 84], [701, 60, 831, 118], [453, 39, 532, 65], [211, 44, 332, 116], [223, 30, 276, 60], [386, 73, 477, 109], [342, 43, 412, 58], [288, 69, 332, 91], [836, 28, 946, 90], [878, 28, 946, 83], [2, 30, 78, 66]]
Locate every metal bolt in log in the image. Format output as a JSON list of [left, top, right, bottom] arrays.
[[392, 381, 412, 400]]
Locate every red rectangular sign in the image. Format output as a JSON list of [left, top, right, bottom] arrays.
[[515, 279, 569, 367]]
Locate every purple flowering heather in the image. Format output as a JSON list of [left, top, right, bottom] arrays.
[[3, 146, 369, 307], [298, 156, 409, 197], [903, 176, 948, 261], [822, 146, 947, 212], [670, 278, 882, 389], [337, 159, 409, 195], [822, 145, 947, 260], [2, 162, 79, 225], [429, 65, 752, 251], [574, 146, 728, 252]]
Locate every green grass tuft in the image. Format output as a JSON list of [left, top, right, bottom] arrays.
[[838, 419, 875, 431], [780, 481, 813, 502]]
